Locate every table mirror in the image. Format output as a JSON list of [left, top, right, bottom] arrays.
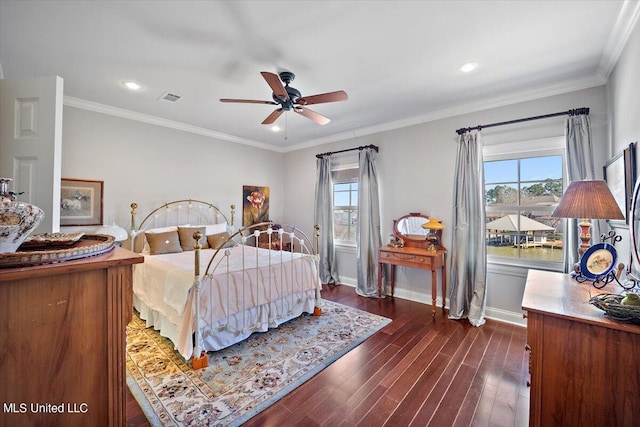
[[393, 212, 440, 248]]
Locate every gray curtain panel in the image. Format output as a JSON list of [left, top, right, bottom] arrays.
[[449, 132, 487, 327], [356, 148, 382, 297], [314, 156, 340, 284], [563, 113, 596, 272]]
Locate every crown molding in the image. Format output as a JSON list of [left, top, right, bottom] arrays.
[[66, 72, 604, 156], [597, 0, 640, 81], [282, 74, 605, 153], [63, 96, 284, 152]]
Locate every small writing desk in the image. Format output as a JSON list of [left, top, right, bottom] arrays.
[[377, 245, 447, 316]]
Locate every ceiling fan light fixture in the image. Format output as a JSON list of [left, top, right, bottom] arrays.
[[270, 125, 281, 132], [458, 62, 479, 73], [220, 71, 347, 128], [122, 80, 142, 90]]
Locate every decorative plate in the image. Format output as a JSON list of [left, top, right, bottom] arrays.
[[19, 232, 85, 250], [580, 242, 617, 279]]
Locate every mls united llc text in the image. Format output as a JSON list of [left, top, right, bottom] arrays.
[[3, 402, 89, 414]]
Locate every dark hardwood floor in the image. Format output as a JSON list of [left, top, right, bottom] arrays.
[[126, 284, 529, 426]]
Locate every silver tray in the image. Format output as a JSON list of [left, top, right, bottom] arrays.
[[19, 232, 85, 249], [0, 234, 115, 268]]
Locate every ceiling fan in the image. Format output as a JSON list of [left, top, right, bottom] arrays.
[[220, 71, 348, 125]]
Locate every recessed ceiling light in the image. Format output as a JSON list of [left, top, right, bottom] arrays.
[[122, 80, 142, 90], [270, 125, 281, 132], [458, 62, 479, 73]]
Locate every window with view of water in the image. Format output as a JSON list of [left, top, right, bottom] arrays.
[[484, 154, 564, 265]]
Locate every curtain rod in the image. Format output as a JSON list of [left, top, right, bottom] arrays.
[[315, 144, 379, 158], [455, 107, 590, 136]]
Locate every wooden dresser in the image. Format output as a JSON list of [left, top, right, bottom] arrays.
[[0, 247, 143, 427], [522, 269, 640, 427]]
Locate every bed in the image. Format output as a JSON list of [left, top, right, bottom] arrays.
[[129, 200, 322, 363]]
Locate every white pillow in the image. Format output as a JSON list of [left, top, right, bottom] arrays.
[[145, 226, 179, 234], [205, 222, 227, 236]]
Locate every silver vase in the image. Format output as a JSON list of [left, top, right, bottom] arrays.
[[0, 178, 45, 253]]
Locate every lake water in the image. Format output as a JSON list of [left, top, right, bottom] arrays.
[[487, 245, 564, 262]]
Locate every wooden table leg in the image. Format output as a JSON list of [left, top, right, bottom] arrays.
[[377, 262, 383, 298], [441, 255, 447, 315], [431, 267, 437, 317], [390, 264, 395, 296]]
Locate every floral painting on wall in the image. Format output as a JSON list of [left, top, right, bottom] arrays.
[[243, 185, 269, 226]]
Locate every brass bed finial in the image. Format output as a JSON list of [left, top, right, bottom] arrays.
[[193, 231, 203, 276], [130, 203, 138, 232], [230, 204, 235, 227]]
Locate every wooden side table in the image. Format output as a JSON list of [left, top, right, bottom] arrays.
[[377, 245, 447, 316]]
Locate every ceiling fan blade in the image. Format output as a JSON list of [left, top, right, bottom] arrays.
[[295, 106, 331, 125], [261, 71, 289, 100], [297, 90, 348, 106], [262, 109, 284, 125], [220, 98, 277, 105]]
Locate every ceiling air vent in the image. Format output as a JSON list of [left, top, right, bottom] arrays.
[[159, 92, 181, 103]]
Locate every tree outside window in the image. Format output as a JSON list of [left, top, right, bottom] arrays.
[[484, 154, 564, 266], [332, 167, 358, 244]]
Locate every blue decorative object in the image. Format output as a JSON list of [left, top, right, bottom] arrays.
[[580, 242, 617, 280]]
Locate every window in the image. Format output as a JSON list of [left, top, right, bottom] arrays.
[[484, 141, 565, 268], [333, 167, 358, 244]]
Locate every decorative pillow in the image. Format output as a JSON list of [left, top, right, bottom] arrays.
[[205, 222, 227, 236], [132, 232, 146, 253], [145, 230, 183, 255], [142, 226, 178, 253], [178, 226, 209, 250], [207, 231, 234, 249]]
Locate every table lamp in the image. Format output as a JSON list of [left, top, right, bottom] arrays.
[[96, 223, 129, 246], [422, 217, 444, 251], [551, 179, 624, 257]]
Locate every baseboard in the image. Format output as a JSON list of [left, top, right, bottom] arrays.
[[331, 278, 525, 327], [485, 307, 527, 327]]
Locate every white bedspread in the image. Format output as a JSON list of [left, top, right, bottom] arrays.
[[133, 245, 321, 358]]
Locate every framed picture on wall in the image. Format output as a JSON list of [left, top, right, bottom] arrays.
[[603, 142, 636, 224], [60, 178, 104, 226], [242, 185, 270, 226]]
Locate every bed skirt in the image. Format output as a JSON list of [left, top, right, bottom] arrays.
[[133, 289, 317, 359]]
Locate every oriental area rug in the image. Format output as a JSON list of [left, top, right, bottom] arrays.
[[126, 300, 391, 426]]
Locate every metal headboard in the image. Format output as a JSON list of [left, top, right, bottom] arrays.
[[129, 200, 235, 251]]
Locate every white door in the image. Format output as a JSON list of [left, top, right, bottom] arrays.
[[0, 75, 63, 233]]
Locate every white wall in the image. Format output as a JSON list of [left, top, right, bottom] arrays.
[[61, 106, 284, 233], [284, 85, 609, 324], [608, 17, 640, 278], [609, 17, 640, 157]]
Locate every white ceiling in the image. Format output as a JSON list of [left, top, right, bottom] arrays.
[[1, 1, 638, 151]]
